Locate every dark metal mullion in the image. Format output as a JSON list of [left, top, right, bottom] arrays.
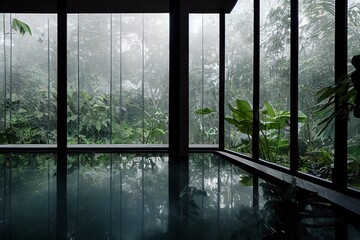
[[119, 14, 123, 115], [47, 17, 51, 144], [57, 0, 68, 239], [109, 14, 113, 143], [334, 0, 348, 189], [77, 14, 80, 144], [253, 0, 260, 162], [9, 14, 12, 127], [290, 0, 299, 174], [201, 14, 205, 144], [109, 14, 114, 239], [142, 14, 145, 144], [2, 14, 6, 129], [219, 11, 225, 150]]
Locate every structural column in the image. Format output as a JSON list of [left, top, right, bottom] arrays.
[[169, 0, 189, 239], [57, 1, 68, 239], [290, 0, 299, 174], [334, 0, 348, 189], [253, 0, 260, 162]]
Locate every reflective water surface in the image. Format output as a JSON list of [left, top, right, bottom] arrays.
[[1, 153, 360, 239]]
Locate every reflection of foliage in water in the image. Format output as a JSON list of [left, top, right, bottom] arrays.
[[232, 178, 339, 240]]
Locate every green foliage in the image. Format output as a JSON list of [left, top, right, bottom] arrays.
[[12, 18, 32, 36], [1, 89, 168, 144], [299, 146, 333, 180], [232, 178, 335, 240], [226, 99, 307, 163], [194, 108, 216, 115], [0, 89, 57, 144], [316, 75, 357, 135]]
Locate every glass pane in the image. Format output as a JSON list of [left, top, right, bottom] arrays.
[[0, 153, 56, 239], [298, 0, 335, 180], [189, 14, 219, 145], [67, 14, 169, 144], [0, 14, 57, 144], [67, 153, 169, 239], [260, 0, 291, 166], [225, 1, 254, 156], [348, 0, 360, 189]]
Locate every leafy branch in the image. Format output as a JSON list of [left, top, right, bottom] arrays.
[[316, 55, 360, 135], [12, 18, 32, 36]]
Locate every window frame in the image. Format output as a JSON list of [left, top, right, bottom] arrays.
[[1, 0, 360, 238]]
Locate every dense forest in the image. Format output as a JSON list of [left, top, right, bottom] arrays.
[[0, 1, 360, 184], [1, 0, 360, 239]]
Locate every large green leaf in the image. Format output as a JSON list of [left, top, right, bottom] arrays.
[[194, 108, 217, 115], [12, 18, 32, 36], [264, 102, 276, 118], [228, 99, 253, 121]]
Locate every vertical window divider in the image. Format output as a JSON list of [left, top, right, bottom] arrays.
[[57, 1, 68, 239], [2, 14, 6, 129], [253, 0, 260, 162], [169, 1, 189, 238], [47, 17, 51, 144], [201, 15, 205, 144], [142, 14, 145, 144], [290, 0, 299, 174], [334, 0, 348, 190], [219, 10, 225, 150], [9, 14, 13, 127], [110, 14, 113, 143], [119, 14, 123, 125], [109, 14, 113, 238], [77, 14, 80, 144]]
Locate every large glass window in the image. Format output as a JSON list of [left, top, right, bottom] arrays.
[[189, 14, 219, 145], [298, 0, 335, 181], [225, 1, 254, 156], [67, 14, 169, 144], [0, 14, 57, 144], [260, 0, 291, 166], [1, 5, 360, 239]]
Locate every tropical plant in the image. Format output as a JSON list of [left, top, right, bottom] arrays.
[[11, 18, 32, 35], [224, 99, 307, 163], [316, 55, 360, 135]]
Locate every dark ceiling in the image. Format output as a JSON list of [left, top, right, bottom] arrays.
[[0, 0, 238, 13]]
